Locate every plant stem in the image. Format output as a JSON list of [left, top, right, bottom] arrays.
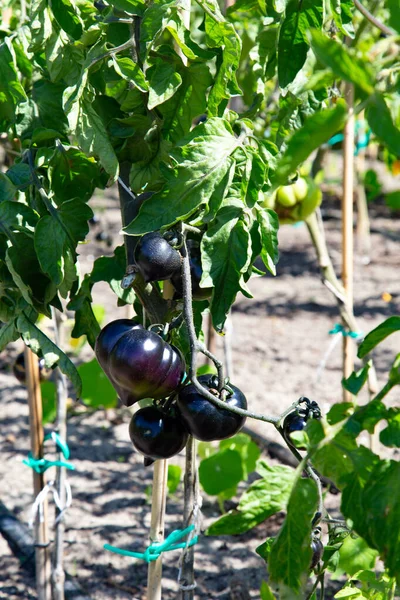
[[147, 460, 168, 600], [87, 39, 135, 70], [342, 83, 355, 402], [179, 436, 198, 600], [51, 310, 68, 600], [353, 0, 395, 36], [24, 347, 52, 600]]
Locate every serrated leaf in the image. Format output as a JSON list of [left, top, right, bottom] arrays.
[[357, 316, 400, 358], [91, 246, 135, 304], [379, 409, 400, 448], [16, 312, 82, 396], [201, 207, 251, 331], [273, 102, 347, 185], [207, 463, 294, 535], [342, 362, 371, 395], [0, 320, 19, 351], [278, 0, 323, 88], [124, 118, 241, 234], [78, 358, 117, 408], [0, 38, 27, 131], [67, 276, 101, 349], [256, 207, 279, 276], [147, 58, 182, 110], [58, 198, 93, 245], [310, 30, 373, 95], [113, 56, 149, 93], [34, 216, 66, 285], [366, 94, 400, 158], [269, 478, 318, 591], [49, 0, 83, 40], [199, 449, 243, 496], [50, 147, 103, 204], [330, 0, 354, 37]]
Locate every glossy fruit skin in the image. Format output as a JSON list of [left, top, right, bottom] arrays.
[[176, 374, 247, 441], [282, 399, 321, 450], [129, 406, 188, 460], [263, 177, 322, 224], [13, 352, 51, 383], [277, 185, 297, 207], [170, 240, 212, 300], [135, 232, 181, 283], [95, 319, 186, 406], [310, 538, 324, 569]]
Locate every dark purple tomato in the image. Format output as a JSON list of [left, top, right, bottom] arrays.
[[282, 413, 308, 449], [13, 352, 51, 383], [129, 406, 188, 460], [176, 374, 247, 441], [134, 232, 181, 283], [170, 241, 212, 301], [95, 319, 143, 407], [310, 538, 324, 569], [108, 326, 185, 404]]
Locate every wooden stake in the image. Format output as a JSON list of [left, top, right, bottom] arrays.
[[180, 436, 198, 600], [52, 311, 68, 600], [342, 84, 355, 402], [24, 346, 52, 600], [147, 459, 168, 600]]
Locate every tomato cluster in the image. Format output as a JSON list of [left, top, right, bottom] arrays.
[[262, 176, 322, 224]]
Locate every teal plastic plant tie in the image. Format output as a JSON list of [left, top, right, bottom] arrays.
[[23, 431, 75, 474], [327, 133, 344, 146], [329, 323, 363, 339], [104, 525, 197, 563]]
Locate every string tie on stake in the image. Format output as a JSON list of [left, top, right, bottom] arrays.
[[104, 525, 198, 563], [328, 323, 364, 339], [23, 431, 75, 474], [29, 479, 72, 529]]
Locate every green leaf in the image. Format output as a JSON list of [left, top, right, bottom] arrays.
[[58, 199, 93, 245], [49, 0, 83, 40], [199, 448, 243, 496], [50, 147, 103, 204], [78, 358, 117, 408], [310, 30, 373, 95], [357, 316, 400, 358], [124, 118, 241, 234], [201, 207, 251, 331], [366, 94, 400, 158], [41, 381, 57, 424], [6, 163, 33, 189], [68, 277, 101, 349], [330, 0, 354, 37], [0, 320, 19, 351], [108, 0, 146, 15], [388, 0, 400, 34], [207, 463, 294, 535], [0, 38, 27, 130], [386, 191, 400, 212], [256, 207, 279, 276], [342, 362, 371, 395], [269, 478, 318, 592], [273, 101, 347, 184], [147, 58, 182, 110], [260, 580, 277, 600], [34, 216, 66, 286], [16, 312, 82, 396], [29, 0, 53, 53], [278, 0, 323, 88], [337, 535, 378, 576], [91, 246, 135, 304], [219, 433, 260, 480], [167, 464, 182, 494], [113, 56, 149, 93], [379, 408, 400, 448], [0, 174, 17, 201]]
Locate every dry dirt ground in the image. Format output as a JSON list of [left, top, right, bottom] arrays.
[[0, 183, 399, 599]]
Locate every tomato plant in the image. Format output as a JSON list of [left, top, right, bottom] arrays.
[[0, 0, 399, 599]]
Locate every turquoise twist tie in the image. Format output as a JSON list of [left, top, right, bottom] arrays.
[[23, 432, 75, 474], [104, 525, 198, 563], [329, 323, 363, 339]]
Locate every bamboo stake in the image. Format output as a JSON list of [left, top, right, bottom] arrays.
[[147, 459, 168, 600], [52, 311, 68, 600], [342, 84, 355, 403], [24, 346, 52, 600]]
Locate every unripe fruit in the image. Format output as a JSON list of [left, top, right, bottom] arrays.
[[276, 185, 297, 207]]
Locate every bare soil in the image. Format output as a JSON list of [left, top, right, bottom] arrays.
[[1, 183, 399, 599]]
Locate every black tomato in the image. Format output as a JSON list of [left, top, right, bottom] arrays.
[[95, 319, 186, 406], [282, 398, 321, 450], [129, 406, 188, 460], [310, 538, 324, 569], [176, 374, 247, 442], [13, 352, 52, 384], [170, 240, 212, 301], [134, 232, 181, 283]]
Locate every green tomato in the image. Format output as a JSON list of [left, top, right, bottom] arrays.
[[297, 179, 322, 220], [260, 189, 277, 209], [276, 185, 297, 207], [293, 177, 308, 202]]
